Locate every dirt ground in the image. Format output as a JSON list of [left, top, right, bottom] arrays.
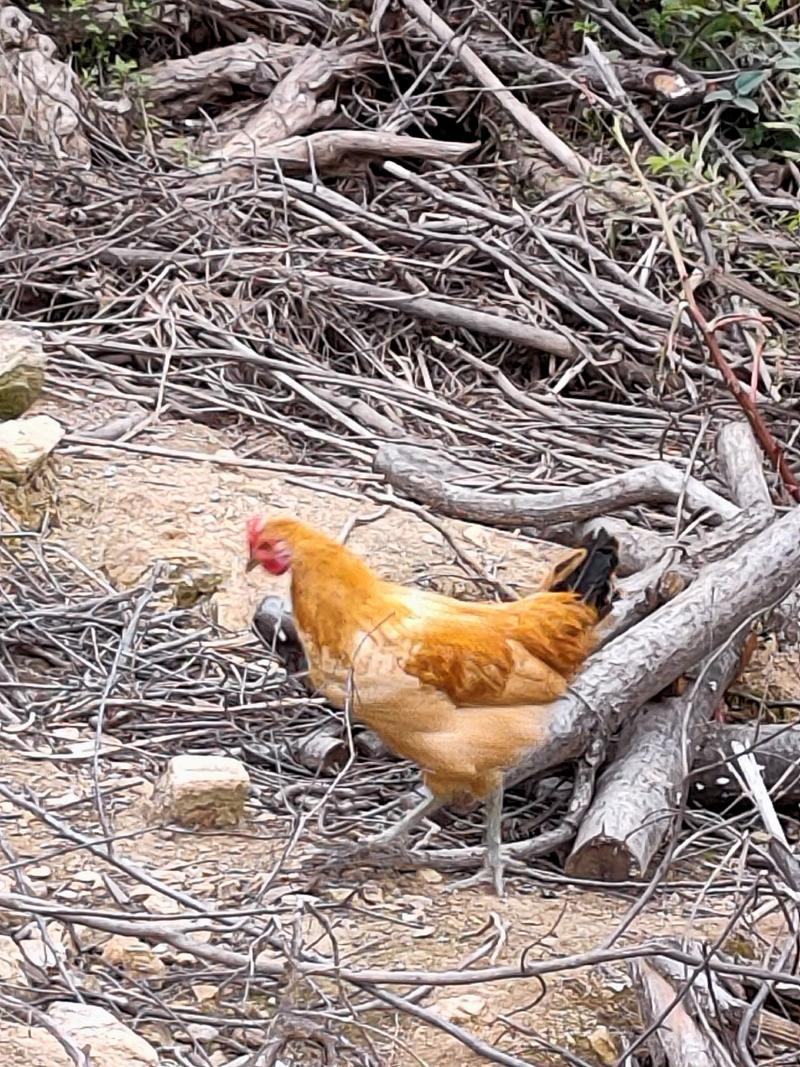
[[2, 387, 798, 1066]]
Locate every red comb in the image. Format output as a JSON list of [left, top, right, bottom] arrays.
[[246, 514, 265, 546]]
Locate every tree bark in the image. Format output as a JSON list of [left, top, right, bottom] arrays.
[[505, 500, 800, 798], [374, 443, 738, 527], [565, 642, 743, 880], [564, 422, 775, 878]]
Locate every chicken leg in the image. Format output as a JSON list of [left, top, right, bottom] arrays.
[[443, 783, 507, 896]]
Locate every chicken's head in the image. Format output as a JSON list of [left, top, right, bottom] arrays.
[[246, 515, 293, 575]]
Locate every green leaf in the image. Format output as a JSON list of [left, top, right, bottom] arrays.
[[733, 96, 760, 114], [774, 54, 800, 72], [734, 69, 768, 96], [706, 88, 734, 102]]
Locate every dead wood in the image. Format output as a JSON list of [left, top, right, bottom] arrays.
[[467, 32, 698, 103], [559, 515, 669, 575], [374, 443, 738, 527], [287, 272, 562, 354], [565, 642, 744, 880], [566, 421, 774, 878], [503, 501, 800, 802], [600, 555, 689, 642], [692, 723, 800, 805], [633, 957, 734, 1067], [191, 42, 382, 186], [0, 5, 91, 162], [190, 128, 477, 186], [395, 0, 588, 178], [140, 39, 310, 119]]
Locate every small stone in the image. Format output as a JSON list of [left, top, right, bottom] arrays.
[[185, 1023, 219, 1041], [435, 994, 487, 1023], [0, 873, 20, 927], [48, 1002, 158, 1066], [0, 322, 45, 418], [101, 935, 167, 977], [72, 869, 103, 887], [328, 887, 353, 903], [28, 865, 52, 879], [0, 935, 26, 984], [18, 936, 67, 983], [588, 1025, 618, 1064], [0, 414, 63, 483], [192, 983, 218, 1004], [416, 867, 443, 885], [154, 755, 250, 829]]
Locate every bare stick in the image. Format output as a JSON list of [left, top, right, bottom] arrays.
[[692, 722, 800, 805], [394, 0, 588, 177], [296, 275, 573, 357], [374, 443, 739, 526], [732, 739, 800, 896]]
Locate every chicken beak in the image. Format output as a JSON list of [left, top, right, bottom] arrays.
[[245, 557, 258, 574]]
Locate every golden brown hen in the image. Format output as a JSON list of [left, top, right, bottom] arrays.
[[247, 515, 617, 892]]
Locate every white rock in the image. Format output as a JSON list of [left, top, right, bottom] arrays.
[[48, 1002, 158, 1065], [154, 755, 250, 829], [434, 993, 488, 1023], [0, 414, 63, 484], [0, 322, 45, 418], [0, 1023, 73, 1067], [18, 935, 67, 983]]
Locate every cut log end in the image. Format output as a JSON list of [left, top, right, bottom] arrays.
[[564, 837, 640, 882]]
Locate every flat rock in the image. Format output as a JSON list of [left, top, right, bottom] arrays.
[[48, 1001, 159, 1065], [0, 414, 64, 483], [101, 934, 167, 977], [0, 322, 45, 418], [154, 754, 250, 829]]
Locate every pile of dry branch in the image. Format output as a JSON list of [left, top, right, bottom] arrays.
[[2, 0, 800, 1064]]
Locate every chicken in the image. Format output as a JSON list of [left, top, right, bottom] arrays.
[[246, 515, 618, 893]]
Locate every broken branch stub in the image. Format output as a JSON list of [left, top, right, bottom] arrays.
[[565, 642, 743, 880]]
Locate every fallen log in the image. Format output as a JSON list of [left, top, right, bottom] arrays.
[[565, 642, 744, 880], [374, 443, 738, 527], [565, 421, 773, 879], [140, 38, 311, 119], [632, 958, 734, 1067], [502, 497, 800, 819]]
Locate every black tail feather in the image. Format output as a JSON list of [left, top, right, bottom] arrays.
[[552, 530, 619, 617]]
